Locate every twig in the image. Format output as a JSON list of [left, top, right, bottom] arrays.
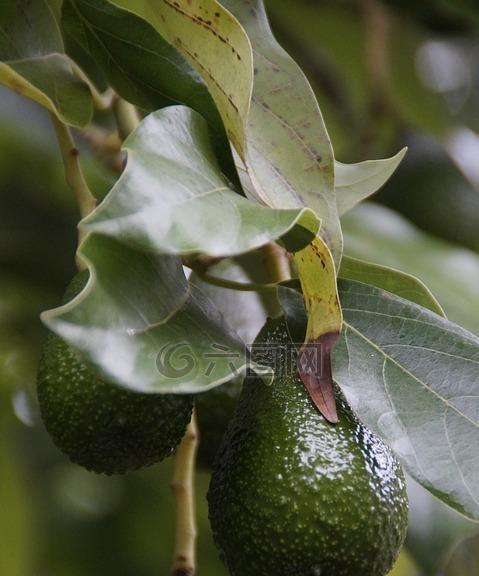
[[260, 242, 291, 317], [361, 0, 405, 154], [261, 242, 291, 283], [50, 113, 97, 270], [113, 96, 141, 141], [71, 61, 115, 110], [171, 411, 199, 576], [198, 272, 277, 293], [79, 126, 124, 173]]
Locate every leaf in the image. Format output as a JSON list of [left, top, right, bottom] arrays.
[[293, 237, 342, 423], [339, 255, 444, 316], [107, 0, 253, 157], [108, 0, 342, 265], [335, 148, 407, 215], [0, 0, 92, 126], [62, 0, 220, 129], [82, 106, 319, 257], [222, 0, 341, 266], [189, 259, 267, 344], [342, 203, 479, 334], [278, 279, 479, 520], [42, 234, 272, 393]]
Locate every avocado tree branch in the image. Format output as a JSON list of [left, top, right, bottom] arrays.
[[260, 242, 291, 317], [71, 61, 115, 110], [50, 113, 97, 270], [197, 272, 278, 293], [261, 242, 291, 284], [171, 411, 199, 576], [112, 95, 141, 141]]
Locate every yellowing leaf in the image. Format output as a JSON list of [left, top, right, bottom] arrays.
[[109, 0, 253, 157], [294, 237, 342, 423]]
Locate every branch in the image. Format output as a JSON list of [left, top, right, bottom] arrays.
[[171, 411, 199, 576], [260, 242, 291, 317], [79, 126, 124, 174], [71, 61, 115, 110], [198, 272, 277, 293], [113, 96, 141, 141], [261, 242, 291, 283], [50, 114, 97, 270]]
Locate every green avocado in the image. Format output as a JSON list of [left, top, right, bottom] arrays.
[[37, 272, 193, 475], [208, 317, 408, 576]]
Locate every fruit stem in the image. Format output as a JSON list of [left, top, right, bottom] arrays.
[[171, 410, 199, 576], [198, 272, 278, 293], [261, 242, 291, 316], [50, 113, 97, 270], [261, 242, 291, 284], [112, 95, 141, 141]]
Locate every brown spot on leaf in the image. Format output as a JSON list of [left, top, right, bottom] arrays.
[[298, 332, 340, 423]]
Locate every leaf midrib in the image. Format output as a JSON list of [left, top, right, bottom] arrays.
[[343, 321, 479, 430]]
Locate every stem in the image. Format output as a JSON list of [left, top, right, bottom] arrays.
[[261, 242, 291, 283], [260, 242, 291, 318], [171, 411, 199, 576], [79, 126, 124, 174], [198, 272, 277, 293], [50, 114, 97, 270], [71, 61, 115, 110], [361, 0, 405, 154], [113, 96, 141, 141]]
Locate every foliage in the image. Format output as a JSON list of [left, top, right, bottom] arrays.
[[1, 0, 479, 575]]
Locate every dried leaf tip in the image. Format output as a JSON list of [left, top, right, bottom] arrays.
[[297, 332, 340, 424]]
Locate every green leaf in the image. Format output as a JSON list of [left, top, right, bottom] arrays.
[[339, 255, 444, 316], [42, 234, 271, 393], [62, 0, 220, 129], [335, 148, 407, 215], [342, 203, 479, 334], [278, 279, 479, 520], [189, 259, 267, 344], [82, 106, 319, 257], [107, 0, 253, 157], [107, 0, 342, 264], [337, 280, 479, 520], [223, 0, 341, 266], [0, 0, 92, 126]]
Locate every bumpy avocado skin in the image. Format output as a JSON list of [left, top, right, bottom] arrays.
[[208, 318, 408, 576], [37, 272, 193, 475]]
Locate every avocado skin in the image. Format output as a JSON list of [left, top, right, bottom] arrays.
[[37, 272, 193, 475], [208, 318, 408, 576]]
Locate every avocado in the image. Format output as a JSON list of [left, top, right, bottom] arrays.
[[195, 376, 242, 469], [208, 317, 408, 576], [37, 272, 193, 475]]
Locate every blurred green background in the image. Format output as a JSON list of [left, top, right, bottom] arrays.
[[1, 1, 479, 575]]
